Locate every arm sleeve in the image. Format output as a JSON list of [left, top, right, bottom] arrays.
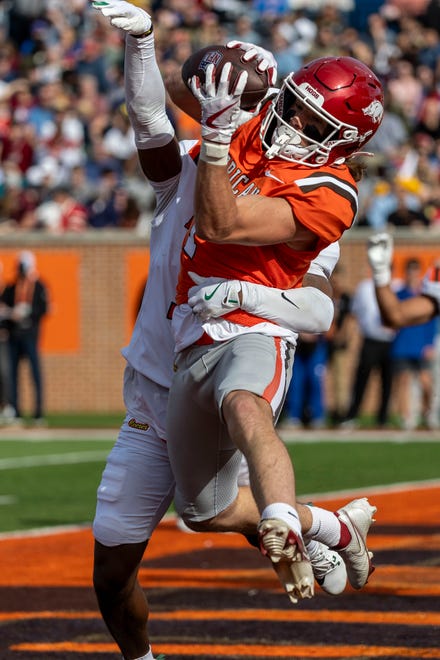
[[241, 282, 334, 333], [306, 241, 340, 279], [124, 33, 175, 149]]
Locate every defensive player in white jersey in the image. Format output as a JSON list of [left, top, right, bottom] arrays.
[[368, 232, 440, 326], [91, 2, 373, 659]]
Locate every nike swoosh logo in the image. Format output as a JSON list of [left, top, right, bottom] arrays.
[[204, 283, 223, 300], [264, 170, 285, 184], [281, 292, 300, 308], [206, 103, 237, 128]]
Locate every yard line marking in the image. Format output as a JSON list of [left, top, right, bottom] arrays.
[[12, 642, 440, 657], [3, 608, 440, 626], [300, 478, 440, 502], [0, 451, 109, 469]]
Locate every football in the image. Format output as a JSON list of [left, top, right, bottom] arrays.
[[181, 44, 270, 111]]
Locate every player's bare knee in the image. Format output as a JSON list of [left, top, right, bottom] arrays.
[[223, 389, 263, 421]]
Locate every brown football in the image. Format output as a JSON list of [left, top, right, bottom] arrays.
[[181, 44, 270, 111]]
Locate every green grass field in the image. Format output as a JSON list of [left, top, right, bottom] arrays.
[[1, 429, 439, 534]]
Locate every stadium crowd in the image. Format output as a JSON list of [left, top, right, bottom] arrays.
[[0, 0, 439, 234]]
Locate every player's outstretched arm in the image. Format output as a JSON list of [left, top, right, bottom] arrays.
[[367, 232, 438, 327], [91, 0, 181, 181]]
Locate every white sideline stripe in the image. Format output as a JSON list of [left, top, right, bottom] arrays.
[[1, 479, 439, 541], [0, 429, 116, 441], [280, 429, 440, 443], [0, 523, 91, 540], [0, 428, 439, 442], [0, 450, 109, 469], [301, 477, 440, 503]]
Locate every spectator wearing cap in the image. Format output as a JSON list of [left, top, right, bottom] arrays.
[[3, 251, 49, 425]]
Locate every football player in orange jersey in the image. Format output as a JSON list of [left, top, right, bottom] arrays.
[[166, 53, 384, 603], [90, 2, 375, 658], [368, 232, 440, 326]]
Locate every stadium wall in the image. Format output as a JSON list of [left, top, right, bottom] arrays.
[[0, 229, 438, 415]]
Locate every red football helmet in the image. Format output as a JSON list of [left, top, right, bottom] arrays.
[[260, 56, 384, 166]]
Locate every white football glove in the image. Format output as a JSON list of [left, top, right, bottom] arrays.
[[367, 232, 393, 286], [188, 272, 241, 320], [190, 62, 248, 145], [227, 40, 277, 86], [421, 263, 440, 309], [91, 0, 152, 35]]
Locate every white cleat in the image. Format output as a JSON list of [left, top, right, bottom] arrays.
[[307, 541, 347, 595], [258, 518, 314, 604], [336, 497, 377, 589]]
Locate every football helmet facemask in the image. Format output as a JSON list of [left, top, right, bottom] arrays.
[[260, 56, 384, 166]]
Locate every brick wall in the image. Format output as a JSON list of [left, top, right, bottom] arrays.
[[1, 229, 439, 416]]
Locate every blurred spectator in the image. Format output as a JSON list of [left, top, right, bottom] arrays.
[[391, 257, 438, 429], [227, 14, 262, 46], [101, 105, 138, 175], [87, 168, 123, 229], [282, 333, 328, 429], [69, 164, 98, 206], [341, 277, 396, 428], [0, 119, 35, 173], [0, 260, 14, 423], [388, 59, 424, 126], [267, 22, 302, 81], [386, 179, 430, 228], [359, 177, 399, 230], [2, 250, 49, 425], [36, 184, 88, 232], [325, 263, 355, 426]]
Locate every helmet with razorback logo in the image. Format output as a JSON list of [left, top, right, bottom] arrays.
[[260, 56, 384, 166]]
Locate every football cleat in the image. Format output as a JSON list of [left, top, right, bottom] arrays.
[[336, 497, 377, 589], [307, 540, 347, 595], [258, 517, 314, 603]]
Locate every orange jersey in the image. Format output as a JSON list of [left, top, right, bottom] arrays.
[[176, 113, 358, 327]]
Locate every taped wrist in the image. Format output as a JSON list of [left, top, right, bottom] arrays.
[[125, 33, 174, 149], [372, 267, 391, 287], [200, 141, 230, 166]]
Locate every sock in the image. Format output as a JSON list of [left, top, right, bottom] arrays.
[[303, 505, 351, 549], [304, 538, 323, 559], [128, 648, 154, 660], [261, 503, 301, 536]]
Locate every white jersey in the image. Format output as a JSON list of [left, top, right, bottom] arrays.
[[121, 140, 198, 435]]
